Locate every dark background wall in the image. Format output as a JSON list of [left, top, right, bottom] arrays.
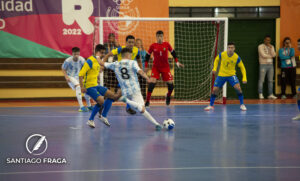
[[227, 19, 276, 99]]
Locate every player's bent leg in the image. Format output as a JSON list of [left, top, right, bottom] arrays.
[[74, 84, 88, 112], [205, 87, 219, 111], [146, 78, 157, 107], [95, 96, 110, 127], [104, 89, 122, 101], [166, 80, 174, 106], [233, 83, 247, 111], [121, 94, 161, 129], [84, 93, 93, 110]]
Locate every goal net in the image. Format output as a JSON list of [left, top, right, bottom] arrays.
[[94, 17, 228, 104]]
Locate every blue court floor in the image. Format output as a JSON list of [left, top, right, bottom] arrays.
[[0, 104, 300, 181]]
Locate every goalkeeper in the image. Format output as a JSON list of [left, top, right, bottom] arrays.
[[144, 30, 184, 107]]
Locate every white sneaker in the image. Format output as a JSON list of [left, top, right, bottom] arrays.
[[99, 116, 111, 127], [87, 120, 95, 128], [281, 95, 287, 99], [268, 94, 277, 100], [204, 105, 214, 111], [240, 104, 247, 111], [292, 114, 300, 121], [259, 93, 264, 99]]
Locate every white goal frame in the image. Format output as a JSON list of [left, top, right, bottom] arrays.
[[96, 17, 228, 104]]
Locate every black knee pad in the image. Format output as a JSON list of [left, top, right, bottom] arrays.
[[148, 83, 156, 93], [167, 83, 174, 91]]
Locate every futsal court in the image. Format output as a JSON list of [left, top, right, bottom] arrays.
[[0, 100, 299, 181]]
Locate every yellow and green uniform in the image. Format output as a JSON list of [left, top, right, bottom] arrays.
[[111, 46, 140, 61], [79, 56, 101, 89], [79, 56, 108, 101], [213, 51, 247, 82]]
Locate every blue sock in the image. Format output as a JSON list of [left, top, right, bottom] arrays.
[[238, 93, 244, 105], [102, 99, 114, 118], [298, 100, 300, 111], [89, 104, 101, 121], [126, 104, 130, 110], [210, 94, 217, 106]]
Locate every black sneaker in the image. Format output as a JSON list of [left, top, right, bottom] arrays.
[[126, 108, 136, 115], [145, 101, 150, 107], [166, 95, 171, 105]]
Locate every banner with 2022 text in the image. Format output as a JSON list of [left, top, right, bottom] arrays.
[[0, 0, 168, 58]]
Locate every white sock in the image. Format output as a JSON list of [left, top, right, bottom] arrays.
[[75, 86, 84, 107], [84, 94, 91, 107], [125, 99, 143, 112], [142, 110, 160, 126]]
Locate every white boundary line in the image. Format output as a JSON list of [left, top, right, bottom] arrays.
[[0, 114, 294, 118], [1, 166, 300, 175]]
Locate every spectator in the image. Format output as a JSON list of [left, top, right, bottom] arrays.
[[258, 35, 277, 99], [279, 37, 296, 99], [104, 33, 120, 61], [135, 38, 147, 100], [103, 33, 120, 92]]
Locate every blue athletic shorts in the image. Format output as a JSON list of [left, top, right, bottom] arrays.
[[86, 86, 108, 101], [214, 75, 240, 88], [298, 87, 300, 92]]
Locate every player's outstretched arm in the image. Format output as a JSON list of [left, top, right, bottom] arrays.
[[78, 61, 91, 93], [212, 55, 220, 75], [79, 76, 86, 93], [170, 50, 184, 68], [238, 61, 247, 84]]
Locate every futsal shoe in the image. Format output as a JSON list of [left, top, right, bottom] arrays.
[[259, 93, 264, 99], [166, 94, 171, 106], [204, 105, 214, 111], [155, 124, 162, 131], [99, 116, 111, 127], [87, 120, 95, 128], [145, 101, 150, 107], [79, 107, 89, 112], [292, 114, 300, 121], [281, 95, 287, 99], [126, 108, 137, 115], [240, 104, 247, 111], [268, 94, 277, 100], [88, 106, 94, 111]]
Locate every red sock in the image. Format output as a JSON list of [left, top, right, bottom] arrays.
[[146, 92, 152, 102]]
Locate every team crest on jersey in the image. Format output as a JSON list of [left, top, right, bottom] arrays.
[[106, 0, 140, 35], [163, 48, 166, 51]]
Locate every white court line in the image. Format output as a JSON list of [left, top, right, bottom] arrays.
[[0, 114, 293, 118], [1, 166, 300, 175]]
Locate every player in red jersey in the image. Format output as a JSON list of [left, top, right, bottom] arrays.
[[144, 30, 184, 106]]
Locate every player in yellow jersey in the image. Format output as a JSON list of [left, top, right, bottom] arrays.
[[102, 35, 142, 115], [79, 44, 121, 128], [205, 42, 247, 111]]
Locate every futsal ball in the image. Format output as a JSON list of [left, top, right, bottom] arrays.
[[163, 119, 175, 130]]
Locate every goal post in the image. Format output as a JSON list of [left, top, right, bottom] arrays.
[[94, 17, 228, 104]]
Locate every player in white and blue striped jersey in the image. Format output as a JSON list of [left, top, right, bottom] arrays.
[[62, 47, 92, 112], [100, 47, 162, 130]]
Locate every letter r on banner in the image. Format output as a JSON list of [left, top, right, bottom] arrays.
[[62, 0, 94, 35]]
